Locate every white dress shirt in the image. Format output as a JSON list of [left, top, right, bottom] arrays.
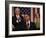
[[26, 20, 30, 29], [16, 15, 21, 23], [16, 15, 20, 19]]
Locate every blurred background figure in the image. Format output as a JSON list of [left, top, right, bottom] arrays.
[[34, 8, 40, 30], [12, 7, 24, 31], [30, 8, 40, 30]]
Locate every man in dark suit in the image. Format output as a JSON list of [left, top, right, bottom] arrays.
[[12, 8, 24, 31], [24, 14, 36, 30]]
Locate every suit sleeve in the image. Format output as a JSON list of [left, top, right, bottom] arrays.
[[30, 22, 36, 30]]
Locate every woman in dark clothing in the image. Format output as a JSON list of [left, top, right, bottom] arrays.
[[12, 8, 24, 31]]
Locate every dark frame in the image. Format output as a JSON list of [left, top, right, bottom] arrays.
[[5, 1, 45, 37]]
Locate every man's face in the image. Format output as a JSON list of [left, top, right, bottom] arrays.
[[15, 8, 20, 15], [24, 14, 30, 21]]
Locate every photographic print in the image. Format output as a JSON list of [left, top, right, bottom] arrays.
[[12, 7, 40, 31], [5, 1, 45, 37]]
